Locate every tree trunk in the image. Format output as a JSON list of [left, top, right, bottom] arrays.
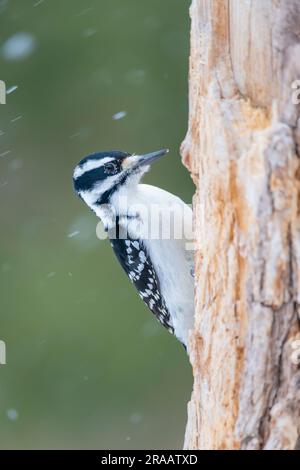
[[181, 0, 300, 450]]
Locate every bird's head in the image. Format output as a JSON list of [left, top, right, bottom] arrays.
[[73, 149, 169, 210]]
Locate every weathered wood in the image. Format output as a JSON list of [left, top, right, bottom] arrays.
[[181, 0, 300, 450]]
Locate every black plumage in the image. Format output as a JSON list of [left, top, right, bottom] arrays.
[[109, 233, 174, 334]]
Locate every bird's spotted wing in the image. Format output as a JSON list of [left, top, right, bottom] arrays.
[[109, 237, 174, 334]]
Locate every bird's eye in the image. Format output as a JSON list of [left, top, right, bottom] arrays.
[[104, 162, 118, 175]]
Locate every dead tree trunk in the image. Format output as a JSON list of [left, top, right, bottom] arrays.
[[181, 0, 300, 450]]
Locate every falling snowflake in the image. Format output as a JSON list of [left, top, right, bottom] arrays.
[[2, 33, 37, 61], [112, 111, 127, 121]]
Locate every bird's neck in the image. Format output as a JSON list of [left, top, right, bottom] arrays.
[[94, 183, 142, 235]]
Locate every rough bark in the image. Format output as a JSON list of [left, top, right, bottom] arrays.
[[181, 0, 300, 450]]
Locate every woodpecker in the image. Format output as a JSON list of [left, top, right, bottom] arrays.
[[73, 149, 194, 350]]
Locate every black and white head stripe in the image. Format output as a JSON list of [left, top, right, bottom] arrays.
[[73, 151, 130, 194], [73, 151, 130, 179], [73, 149, 165, 207]]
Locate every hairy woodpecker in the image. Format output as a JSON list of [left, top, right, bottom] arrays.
[[73, 149, 194, 350]]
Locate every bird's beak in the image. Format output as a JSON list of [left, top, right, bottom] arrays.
[[136, 148, 169, 166], [123, 148, 169, 171]]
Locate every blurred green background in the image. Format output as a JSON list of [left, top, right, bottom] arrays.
[[0, 0, 193, 449]]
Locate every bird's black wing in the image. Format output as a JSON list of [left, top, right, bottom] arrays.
[[109, 236, 174, 334]]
